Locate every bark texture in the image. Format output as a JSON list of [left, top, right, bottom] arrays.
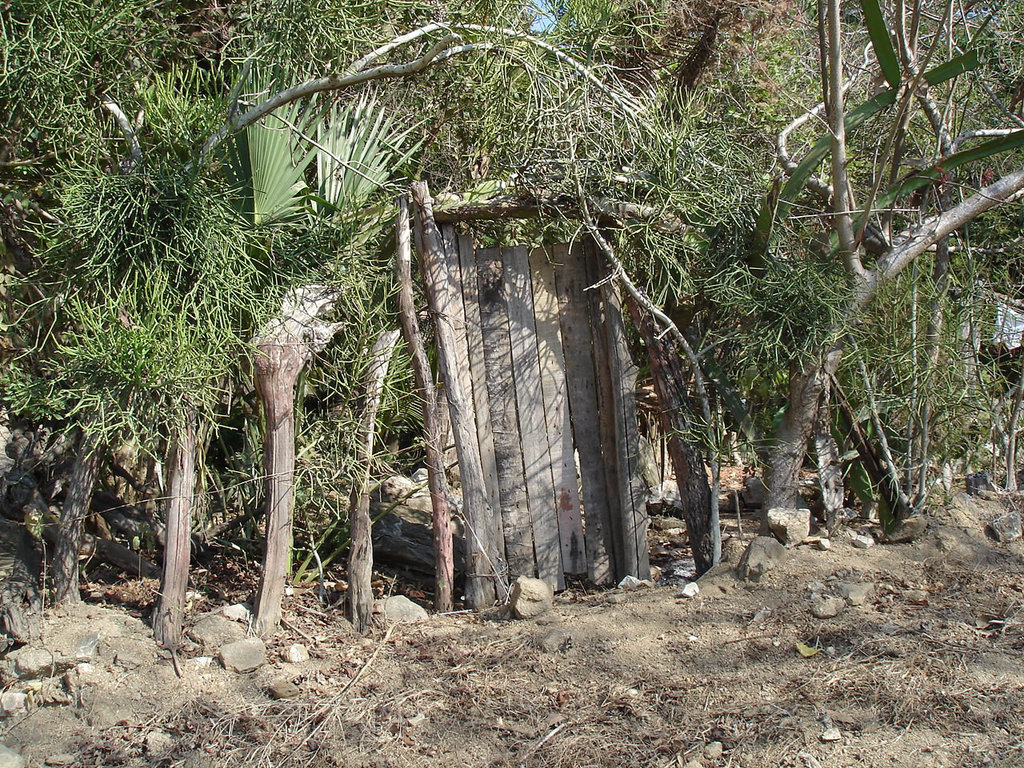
[[153, 416, 197, 649], [348, 330, 400, 633], [52, 431, 100, 605]]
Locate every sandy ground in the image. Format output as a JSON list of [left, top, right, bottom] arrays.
[[2, 494, 1023, 768]]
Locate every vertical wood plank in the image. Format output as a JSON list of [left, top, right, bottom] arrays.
[[458, 234, 507, 594], [476, 247, 537, 580], [410, 183, 495, 608], [505, 245, 563, 590], [529, 246, 587, 576], [553, 243, 614, 584], [583, 243, 626, 579], [602, 277, 651, 579]]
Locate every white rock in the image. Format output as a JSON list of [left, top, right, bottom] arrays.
[[820, 726, 842, 742], [0, 745, 25, 768], [766, 507, 811, 547], [220, 603, 253, 623], [218, 638, 267, 674], [282, 644, 310, 664], [191, 656, 215, 669], [617, 575, 644, 590], [0, 692, 27, 716], [508, 576, 554, 619], [377, 595, 429, 624], [851, 534, 875, 549], [679, 582, 701, 598], [814, 538, 832, 551]]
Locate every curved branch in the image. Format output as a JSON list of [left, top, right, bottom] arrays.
[[102, 96, 142, 172]]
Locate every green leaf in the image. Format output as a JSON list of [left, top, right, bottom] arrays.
[[796, 642, 820, 658], [859, 129, 1024, 228], [860, 0, 901, 89], [922, 50, 981, 86]]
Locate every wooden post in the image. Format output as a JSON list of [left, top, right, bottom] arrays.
[[456, 232, 507, 598], [554, 243, 614, 584], [625, 294, 714, 575], [505, 245, 563, 590], [411, 182, 499, 607], [602, 280, 650, 579], [153, 411, 197, 650], [397, 195, 455, 613], [348, 329, 401, 632], [476, 246, 537, 579], [529, 246, 586, 576]]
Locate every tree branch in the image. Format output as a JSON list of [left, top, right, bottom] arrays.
[[101, 96, 142, 172]]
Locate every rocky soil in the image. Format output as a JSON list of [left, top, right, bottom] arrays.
[[0, 491, 1022, 768]]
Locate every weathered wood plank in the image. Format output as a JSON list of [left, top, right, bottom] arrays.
[[602, 278, 651, 579], [504, 245, 563, 590], [411, 182, 495, 609], [457, 234, 508, 597], [553, 243, 614, 584], [529, 246, 586, 576], [583, 243, 626, 579], [476, 246, 537, 580]]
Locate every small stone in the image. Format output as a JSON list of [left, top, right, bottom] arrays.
[[810, 597, 846, 619], [377, 595, 429, 624], [766, 507, 811, 547], [737, 536, 787, 582], [145, 730, 174, 755], [536, 629, 572, 653], [682, 760, 703, 768], [904, 589, 928, 604], [407, 712, 427, 727], [220, 603, 253, 623], [218, 638, 267, 674], [268, 678, 300, 699], [649, 565, 663, 581], [851, 534, 875, 549], [815, 538, 832, 551], [11, 648, 70, 681], [679, 582, 700, 598], [73, 631, 101, 659], [839, 582, 875, 606], [44, 754, 76, 766], [617, 575, 644, 590], [282, 643, 309, 664], [989, 511, 1022, 543], [703, 741, 724, 760], [191, 656, 215, 669], [0, 691, 27, 716], [189, 614, 246, 648], [885, 516, 929, 543], [0, 745, 25, 768], [820, 726, 842, 742], [509, 576, 554, 619], [806, 581, 825, 593]]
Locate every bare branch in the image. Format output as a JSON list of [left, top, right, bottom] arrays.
[[102, 96, 142, 172]]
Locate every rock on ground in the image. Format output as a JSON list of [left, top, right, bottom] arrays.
[[884, 516, 928, 543], [766, 507, 811, 547], [377, 595, 429, 624], [839, 582, 876, 606], [989, 511, 1022, 543], [188, 614, 246, 648], [218, 638, 266, 674], [0, 744, 25, 768], [737, 536, 787, 582], [810, 596, 847, 619], [509, 576, 554, 619], [281, 643, 309, 663]]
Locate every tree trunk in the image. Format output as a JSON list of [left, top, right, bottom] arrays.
[[348, 329, 401, 633], [52, 431, 100, 605], [153, 414, 197, 649], [251, 287, 342, 637], [398, 194, 455, 612], [0, 519, 42, 650], [765, 348, 842, 511], [626, 296, 714, 575], [252, 339, 303, 637]]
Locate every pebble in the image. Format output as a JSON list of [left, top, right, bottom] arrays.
[[268, 678, 301, 699], [703, 740, 724, 759], [810, 597, 846, 619], [820, 726, 842, 742], [851, 534, 875, 549], [145, 730, 174, 755], [282, 643, 309, 664], [679, 582, 700, 598]]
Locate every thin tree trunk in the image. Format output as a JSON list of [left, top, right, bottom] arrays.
[[411, 182, 499, 608], [252, 287, 342, 637], [253, 340, 303, 637], [348, 330, 401, 633], [52, 430, 100, 605], [765, 348, 842, 511], [153, 414, 197, 649], [626, 296, 714, 575], [397, 194, 455, 612]]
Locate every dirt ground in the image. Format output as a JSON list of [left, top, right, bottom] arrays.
[[2, 493, 1023, 768]]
